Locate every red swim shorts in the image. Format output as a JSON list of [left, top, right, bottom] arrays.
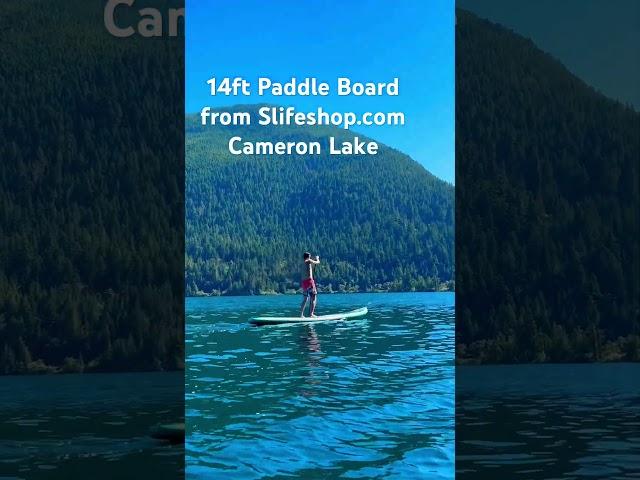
[[301, 278, 316, 296]]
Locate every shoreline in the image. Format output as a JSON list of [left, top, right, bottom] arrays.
[[186, 287, 455, 298]]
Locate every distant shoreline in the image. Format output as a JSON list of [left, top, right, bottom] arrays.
[[185, 287, 455, 298]]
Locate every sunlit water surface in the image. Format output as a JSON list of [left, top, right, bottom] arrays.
[[186, 292, 454, 479]]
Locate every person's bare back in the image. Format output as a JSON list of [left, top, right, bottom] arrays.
[[302, 258, 314, 280]]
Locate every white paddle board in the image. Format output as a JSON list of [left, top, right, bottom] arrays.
[[250, 307, 368, 326]]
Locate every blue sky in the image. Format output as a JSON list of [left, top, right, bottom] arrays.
[[186, 0, 455, 183]]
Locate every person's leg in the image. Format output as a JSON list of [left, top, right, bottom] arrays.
[[310, 292, 317, 317], [300, 294, 308, 317]]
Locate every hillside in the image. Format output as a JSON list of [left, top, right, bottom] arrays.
[[456, 10, 640, 363], [0, 1, 184, 374], [186, 109, 454, 295]]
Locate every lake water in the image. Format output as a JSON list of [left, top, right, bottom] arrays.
[[186, 292, 455, 479], [457, 363, 640, 479], [0, 372, 183, 479]]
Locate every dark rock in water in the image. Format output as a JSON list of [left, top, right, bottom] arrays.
[[150, 422, 185, 444]]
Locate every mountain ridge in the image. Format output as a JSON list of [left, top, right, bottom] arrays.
[[186, 107, 455, 295], [456, 9, 639, 363], [187, 103, 450, 183]]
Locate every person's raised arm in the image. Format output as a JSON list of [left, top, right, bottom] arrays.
[[311, 255, 320, 264]]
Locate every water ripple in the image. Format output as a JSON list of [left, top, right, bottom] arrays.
[[457, 364, 640, 479], [186, 292, 454, 479]]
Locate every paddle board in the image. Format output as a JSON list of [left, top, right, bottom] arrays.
[[250, 307, 368, 326]]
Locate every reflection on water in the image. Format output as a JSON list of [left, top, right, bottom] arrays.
[[0, 372, 183, 479], [186, 292, 454, 479], [457, 364, 640, 479]]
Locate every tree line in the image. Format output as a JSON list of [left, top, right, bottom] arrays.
[[456, 10, 640, 363], [186, 112, 455, 296], [0, 1, 184, 374]]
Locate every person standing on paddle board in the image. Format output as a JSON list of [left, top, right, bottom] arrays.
[[300, 252, 320, 317]]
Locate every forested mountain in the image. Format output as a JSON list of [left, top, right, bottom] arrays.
[[186, 110, 454, 295], [0, 1, 184, 374], [456, 10, 640, 363]]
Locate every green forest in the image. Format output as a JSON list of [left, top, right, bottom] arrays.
[[456, 10, 640, 363], [186, 111, 454, 296], [6, 1, 635, 373], [0, 1, 184, 374]]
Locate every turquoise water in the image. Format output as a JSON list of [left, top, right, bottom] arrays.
[[457, 364, 640, 479], [0, 372, 183, 479], [186, 292, 455, 479]]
